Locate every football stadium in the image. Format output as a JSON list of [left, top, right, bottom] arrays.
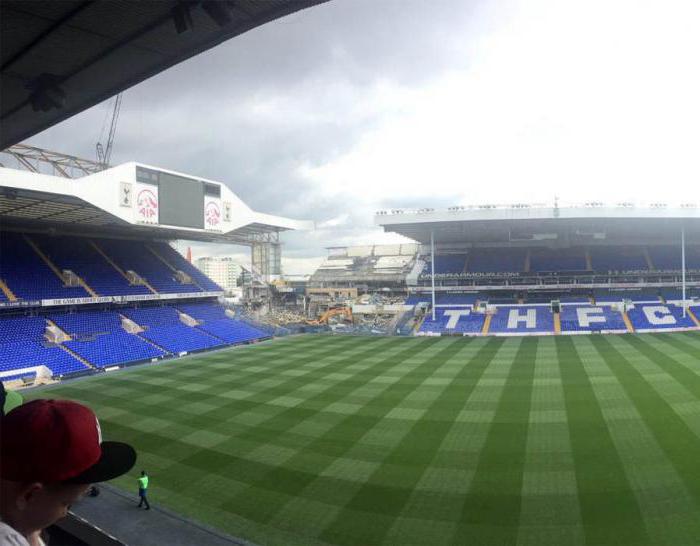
[[2, 2, 700, 546]]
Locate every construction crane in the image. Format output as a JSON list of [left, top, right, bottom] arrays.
[[96, 93, 122, 167]]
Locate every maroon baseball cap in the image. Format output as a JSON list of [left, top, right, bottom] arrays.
[[0, 399, 136, 484]]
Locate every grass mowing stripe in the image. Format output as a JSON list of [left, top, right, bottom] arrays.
[[619, 335, 700, 399], [32, 338, 378, 474], [589, 335, 700, 542], [318, 338, 507, 546], [219, 337, 460, 533], [449, 337, 537, 544], [37, 336, 361, 424], [646, 332, 700, 366], [584, 335, 700, 546], [217, 337, 425, 454], [556, 336, 649, 546], [516, 338, 585, 546]]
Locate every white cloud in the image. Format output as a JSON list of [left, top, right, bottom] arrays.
[[299, 0, 700, 208]]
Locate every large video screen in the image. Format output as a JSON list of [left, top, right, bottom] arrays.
[[158, 172, 204, 229]]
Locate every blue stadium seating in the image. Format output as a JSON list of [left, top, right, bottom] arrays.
[[555, 295, 591, 303], [406, 293, 479, 306], [559, 305, 627, 332], [0, 232, 88, 301], [649, 246, 681, 271], [529, 248, 587, 271], [692, 305, 700, 320], [650, 245, 700, 270], [33, 235, 151, 296], [65, 331, 164, 367], [432, 255, 468, 274], [177, 302, 268, 344], [418, 245, 700, 277], [627, 304, 697, 330], [590, 247, 647, 271], [0, 316, 87, 376], [488, 306, 554, 334], [123, 306, 226, 353], [176, 302, 230, 321], [595, 290, 660, 303], [419, 308, 485, 334], [468, 248, 526, 273], [96, 238, 203, 294], [51, 310, 165, 366]]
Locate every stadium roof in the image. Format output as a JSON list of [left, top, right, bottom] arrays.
[[0, 162, 312, 244], [0, 0, 327, 149], [376, 203, 700, 245]]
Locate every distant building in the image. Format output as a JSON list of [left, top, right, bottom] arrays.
[[195, 257, 242, 293]]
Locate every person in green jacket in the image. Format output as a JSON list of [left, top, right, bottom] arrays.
[[137, 470, 150, 510]]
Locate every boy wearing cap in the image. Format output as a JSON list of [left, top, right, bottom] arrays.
[[0, 399, 136, 546]]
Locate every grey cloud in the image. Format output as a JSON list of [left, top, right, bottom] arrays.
[[28, 0, 483, 266]]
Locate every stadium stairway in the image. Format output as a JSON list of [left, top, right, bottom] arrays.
[[481, 314, 492, 335], [524, 249, 531, 273], [553, 312, 562, 334], [145, 244, 205, 291], [24, 235, 98, 297], [59, 344, 96, 370], [687, 308, 700, 327], [90, 241, 158, 294], [27, 236, 99, 297], [585, 249, 592, 270], [0, 279, 17, 301], [136, 333, 171, 355], [413, 314, 427, 334], [46, 318, 96, 370], [644, 247, 654, 270], [622, 310, 636, 333]]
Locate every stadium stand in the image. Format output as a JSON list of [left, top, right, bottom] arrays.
[[122, 306, 226, 353], [529, 247, 588, 271], [0, 315, 87, 376], [558, 295, 592, 303], [51, 310, 165, 366], [590, 246, 647, 271], [431, 255, 468, 274], [626, 304, 697, 331], [467, 248, 526, 273], [406, 293, 479, 306], [419, 308, 485, 334], [96, 238, 203, 294], [32, 234, 152, 296], [648, 246, 682, 271], [488, 306, 554, 334], [594, 290, 660, 303], [0, 231, 89, 301], [559, 305, 627, 333], [176, 302, 269, 344], [151, 242, 223, 292]]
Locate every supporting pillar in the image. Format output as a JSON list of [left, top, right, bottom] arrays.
[[430, 230, 436, 321], [682, 226, 687, 318]]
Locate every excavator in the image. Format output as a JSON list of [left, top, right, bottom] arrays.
[[306, 306, 352, 325]]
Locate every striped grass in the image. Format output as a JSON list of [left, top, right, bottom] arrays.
[[28, 333, 700, 546]]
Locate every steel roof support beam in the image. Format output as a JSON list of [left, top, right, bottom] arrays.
[[1, 144, 104, 178]]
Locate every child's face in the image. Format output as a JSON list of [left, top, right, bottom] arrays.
[[18, 482, 91, 533]]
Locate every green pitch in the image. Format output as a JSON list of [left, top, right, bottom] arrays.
[[30, 333, 700, 545]]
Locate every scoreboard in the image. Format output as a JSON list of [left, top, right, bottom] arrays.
[[135, 167, 222, 230]]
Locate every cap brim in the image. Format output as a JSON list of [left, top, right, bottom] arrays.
[[66, 441, 137, 484]]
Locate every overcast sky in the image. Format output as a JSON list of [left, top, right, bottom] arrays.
[[27, 0, 700, 274]]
